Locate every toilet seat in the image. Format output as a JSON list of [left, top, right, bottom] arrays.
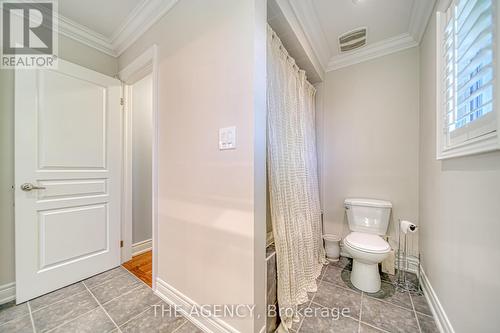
[[344, 232, 390, 254]]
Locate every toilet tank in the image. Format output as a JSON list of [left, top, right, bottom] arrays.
[[344, 198, 392, 235]]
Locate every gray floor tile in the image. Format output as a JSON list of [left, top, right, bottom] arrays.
[[267, 253, 276, 290], [411, 293, 433, 316], [103, 284, 162, 326], [321, 266, 358, 291], [380, 271, 397, 283], [267, 282, 277, 306], [120, 301, 186, 332], [90, 272, 141, 304], [316, 265, 327, 283], [84, 267, 128, 289], [299, 303, 359, 333], [174, 320, 204, 333], [381, 271, 419, 286], [364, 281, 413, 310], [330, 257, 353, 271], [312, 281, 361, 319], [0, 302, 28, 325], [50, 307, 116, 333], [361, 296, 419, 333], [417, 313, 439, 333], [32, 290, 98, 332], [290, 301, 309, 332], [0, 314, 33, 333], [29, 282, 87, 312], [360, 322, 386, 332], [267, 309, 279, 333]]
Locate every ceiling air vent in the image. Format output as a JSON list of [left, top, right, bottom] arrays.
[[339, 27, 367, 52]]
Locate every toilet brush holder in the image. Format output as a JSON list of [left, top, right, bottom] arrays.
[[394, 219, 423, 295]]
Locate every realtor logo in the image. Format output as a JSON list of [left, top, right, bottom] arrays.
[[1, 0, 58, 68]]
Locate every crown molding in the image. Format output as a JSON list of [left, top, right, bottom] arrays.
[[58, 14, 116, 56], [57, 0, 179, 58], [327, 33, 418, 71], [409, 0, 436, 43], [276, 0, 326, 79], [321, 0, 435, 73], [287, 0, 330, 70], [111, 0, 179, 56]]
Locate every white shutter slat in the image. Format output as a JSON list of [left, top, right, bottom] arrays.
[[444, 0, 495, 139]]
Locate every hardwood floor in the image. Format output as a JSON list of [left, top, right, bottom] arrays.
[[122, 251, 152, 287]]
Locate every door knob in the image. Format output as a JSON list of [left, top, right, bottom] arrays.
[[20, 183, 46, 191]]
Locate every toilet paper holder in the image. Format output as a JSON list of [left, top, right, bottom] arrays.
[[394, 219, 423, 295]]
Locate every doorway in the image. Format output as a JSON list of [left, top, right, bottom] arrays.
[[119, 46, 158, 290], [123, 74, 153, 286]]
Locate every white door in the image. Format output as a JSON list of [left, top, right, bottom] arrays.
[[15, 59, 122, 303]]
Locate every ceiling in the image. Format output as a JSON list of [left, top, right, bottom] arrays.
[[55, 0, 435, 79], [268, 0, 436, 81], [313, 0, 414, 58], [55, 0, 178, 56], [58, 0, 140, 39]]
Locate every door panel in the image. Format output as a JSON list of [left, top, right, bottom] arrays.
[[38, 70, 106, 169], [37, 179, 107, 200], [15, 59, 122, 303]]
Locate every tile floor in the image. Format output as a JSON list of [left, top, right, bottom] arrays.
[[0, 266, 202, 333], [290, 257, 440, 333], [0, 258, 439, 333]]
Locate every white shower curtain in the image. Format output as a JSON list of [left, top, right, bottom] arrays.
[[267, 26, 327, 331]]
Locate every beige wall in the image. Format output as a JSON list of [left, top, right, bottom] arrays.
[[131, 74, 153, 244], [0, 35, 117, 288], [419, 7, 500, 331], [118, 0, 267, 332], [319, 48, 420, 252]]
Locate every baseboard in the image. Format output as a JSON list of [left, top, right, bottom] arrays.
[[0, 282, 16, 305], [155, 277, 240, 333], [132, 239, 152, 256], [419, 267, 455, 333]]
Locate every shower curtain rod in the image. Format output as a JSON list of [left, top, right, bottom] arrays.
[[267, 25, 316, 92]]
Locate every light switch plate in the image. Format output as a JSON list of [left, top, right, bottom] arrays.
[[219, 126, 236, 150]]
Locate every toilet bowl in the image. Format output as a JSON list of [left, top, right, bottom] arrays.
[[344, 198, 392, 293], [344, 231, 390, 293]]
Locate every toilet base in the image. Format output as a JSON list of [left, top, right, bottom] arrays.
[[350, 259, 381, 293]]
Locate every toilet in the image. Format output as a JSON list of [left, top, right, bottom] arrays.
[[343, 198, 392, 293]]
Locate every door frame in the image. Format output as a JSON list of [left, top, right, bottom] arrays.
[[119, 45, 159, 291], [14, 59, 123, 303]]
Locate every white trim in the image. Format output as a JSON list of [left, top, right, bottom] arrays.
[[58, 14, 116, 56], [111, 0, 179, 56], [435, 3, 500, 159], [275, 0, 326, 80], [132, 239, 153, 256], [155, 278, 240, 333], [121, 84, 133, 264], [119, 45, 159, 292], [419, 267, 456, 333], [437, 131, 500, 159], [409, 0, 437, 43], [57, 0, 179, 57], [321, 0, 435, 72], [286, 0, 330, 69], [0, 282, 16, 305], [119, 47, 157, 84], [327, 33, 418, 71]]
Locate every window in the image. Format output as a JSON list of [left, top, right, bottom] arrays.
[[437, 0, 500, 159]]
